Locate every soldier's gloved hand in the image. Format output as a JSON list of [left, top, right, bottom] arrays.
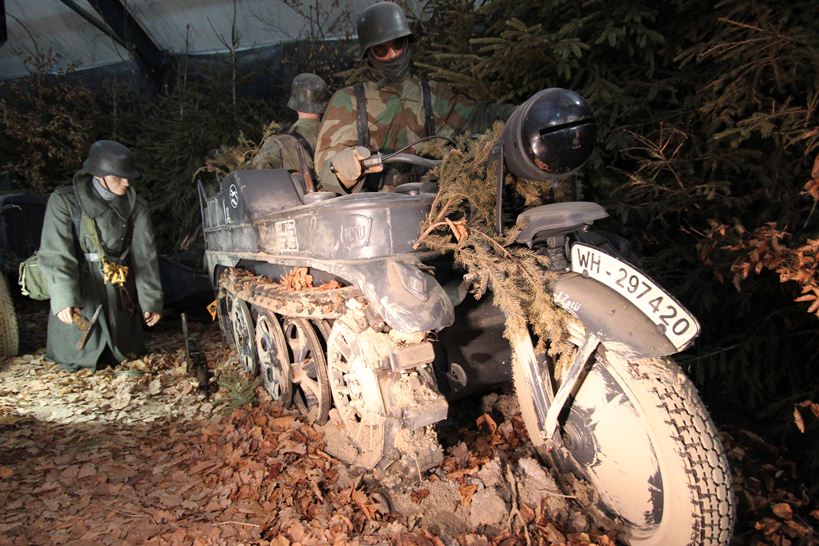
[[331, 146, 381, 188]]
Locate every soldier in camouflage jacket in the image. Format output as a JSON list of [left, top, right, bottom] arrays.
[[250, 73, 329, 173], [315, 2, 514, 193]]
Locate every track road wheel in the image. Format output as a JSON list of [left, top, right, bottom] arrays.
[[254, 310, 292, 402], [0, 275, 19, 359], [230, 297, 258, 375], [283, 317, 331, 424], [326, 307, 446, 472], [512, 333, 735, 546]]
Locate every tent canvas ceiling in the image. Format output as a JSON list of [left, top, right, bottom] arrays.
[[0, 0, 385, 80]]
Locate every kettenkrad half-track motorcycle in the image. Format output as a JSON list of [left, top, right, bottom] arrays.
[[198, 89, 735, 545]]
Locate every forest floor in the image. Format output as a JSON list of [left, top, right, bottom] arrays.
[[1, 298, 817, 546]]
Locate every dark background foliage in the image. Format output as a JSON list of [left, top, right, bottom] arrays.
[[1, 0, 817, 485]]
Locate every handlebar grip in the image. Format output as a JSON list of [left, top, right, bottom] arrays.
[[329, 151, 382, 174], [361, 153, 383, 169]]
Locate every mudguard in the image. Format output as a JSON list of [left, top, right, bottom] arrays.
[[551, 272, 677, 359], [335, 259, 455, 334]]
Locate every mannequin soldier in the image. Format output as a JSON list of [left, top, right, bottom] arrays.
[[38, 140, 163, 371], [315, 1, 515, 193], [250, 73, 329, 172]]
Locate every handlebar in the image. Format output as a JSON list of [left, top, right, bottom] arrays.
[[362, 152, 442, 170], [330, 151, 442, 176]]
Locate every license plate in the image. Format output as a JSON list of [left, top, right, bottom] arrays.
[[570, 243, 700, 350]]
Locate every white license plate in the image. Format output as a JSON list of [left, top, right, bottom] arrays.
[[570, 243, 700, 350]]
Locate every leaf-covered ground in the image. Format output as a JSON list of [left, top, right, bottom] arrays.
[[1, 299, 817, 545]]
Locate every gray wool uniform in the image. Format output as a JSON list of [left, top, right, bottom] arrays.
[[38, 171, 163, 370]]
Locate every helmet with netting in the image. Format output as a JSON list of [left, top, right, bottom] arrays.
[[287, 73, 329, 114]]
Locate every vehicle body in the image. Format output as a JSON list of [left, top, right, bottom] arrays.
[[0, 190, 47, 358], [199, 91, 735, 545]]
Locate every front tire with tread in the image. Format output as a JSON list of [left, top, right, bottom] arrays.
[[514, 344, 734, 545]]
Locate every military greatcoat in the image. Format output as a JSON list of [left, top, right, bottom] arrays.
[[314, 73, 515, 193], [249, 118, 320, 171], [38, 171, 163, 371]]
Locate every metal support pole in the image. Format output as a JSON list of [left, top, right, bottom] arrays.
[[59, 0, 127, 49], [85, 0, 166, 87], [0, 0, 7, 47]]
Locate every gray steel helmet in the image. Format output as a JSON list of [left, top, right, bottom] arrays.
[[287, 73, 329, 114], [82, 140, 140, 179], [357, 2, 412, 58]]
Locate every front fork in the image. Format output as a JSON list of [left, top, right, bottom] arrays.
[[515, 327, 600, 450]]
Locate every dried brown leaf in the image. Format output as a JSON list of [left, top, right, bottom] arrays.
[[772, 502, 794, 520], [783, 519, 811, 537], [276, 267, 314, 291], [352, 489, 375, 520], [410, 488, 430, 504], [756, 517, 783, 535], [476, 413, 498, 435], [794, 407, 806, 433], [458, 484, 478, 507], [445, 217, 469, 242]]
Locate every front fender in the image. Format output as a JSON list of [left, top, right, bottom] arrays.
[[336, 259, 455, 334], [551, 273, 677, 359]]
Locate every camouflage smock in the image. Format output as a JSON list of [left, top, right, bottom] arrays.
[[38, 172, 163, 371], [249, 118, 320, 171], [315, 74, 515, 193]]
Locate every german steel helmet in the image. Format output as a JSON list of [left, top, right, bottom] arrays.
[[357, 2, 412, 58], [82, 140, 140, 179], [287, 73, 329, 114], [501, 88, 597, 181]]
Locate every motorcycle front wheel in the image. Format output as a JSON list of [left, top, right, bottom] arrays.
[[513, 343, 735, 545]]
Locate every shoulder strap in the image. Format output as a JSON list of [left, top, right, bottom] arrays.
[[289, 131, 315, 160], [81, 211, 106, 258], [68, 182, 131, 264], [354, 82, 370, 147], [82, 211, 132, 261], [422, 76, 435, 137]]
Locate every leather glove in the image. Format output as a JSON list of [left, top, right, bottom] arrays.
[[331, 146, 379, 187]]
